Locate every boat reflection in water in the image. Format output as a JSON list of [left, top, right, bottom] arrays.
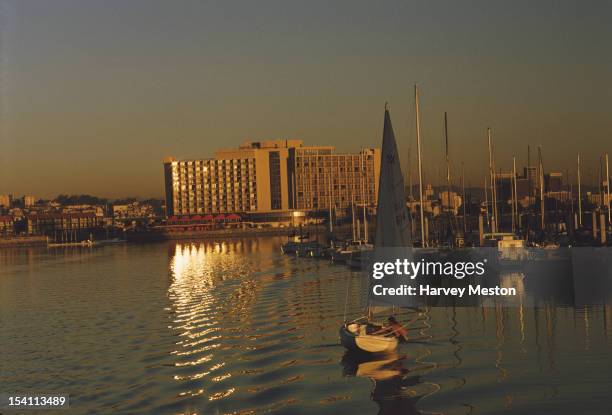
[[341, 350, 435, 415]]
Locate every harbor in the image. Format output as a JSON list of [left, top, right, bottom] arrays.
[[2, 1, 612, 414], [2, 238, 612, 414]]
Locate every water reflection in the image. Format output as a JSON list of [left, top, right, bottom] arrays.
[[3, 239, 612, 414], [341, 351, 426, 415]]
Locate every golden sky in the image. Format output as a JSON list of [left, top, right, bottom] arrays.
[[0, 0, 610, 198]]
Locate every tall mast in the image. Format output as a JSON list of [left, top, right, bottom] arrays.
[[444, 112, 454, 243], [407, 142, 413, 201], [527, 145, 532, 208], [462, 162, 466, 235], [415, 84, 426, 246], [512, 156, 521, 234], [487, 128, 498, 233], [328, 169, 333, 233], [484, 176, 490, 229], [538, 146, 545, 230], [606, 152, 610, 223], [445, 112, 451, 212], [361, 149, 368, 242], [351, 194, 356, 241], [599, 155, 604, 210], [578, 153, 582, 226], [512, 156, 517, 233]]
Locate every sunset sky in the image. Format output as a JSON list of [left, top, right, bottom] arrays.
[[0, 0, 610, 199]]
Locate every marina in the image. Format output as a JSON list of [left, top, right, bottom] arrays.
[[1, 2, 611, 414]]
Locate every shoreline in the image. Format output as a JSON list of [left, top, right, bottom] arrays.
[[0, 236, 48, 248], [0, 225, 349, 248]]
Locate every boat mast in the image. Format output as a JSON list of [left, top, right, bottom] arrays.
[[487, 128, 498, 233], [462, 162, 466, 235], [407, 142, 413, 201], [445, 112, 451, 211], [599, 155, 604, 211], [527, 145, 531, 208], [512, 156, 521, 234], [511, 156, 516, 233], [578, 153, 582, 226], [361, 149, 368, 242], [538, 146, 545, 230], [484, 176, 490, 229], [351, 194, 356, 241], [328, 169, 333, 234], [606, 152, 610, 223], [415, 84, 426, 246], [444, 112, 454, 244]]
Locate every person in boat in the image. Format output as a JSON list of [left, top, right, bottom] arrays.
[[372, 316, 409, 342]]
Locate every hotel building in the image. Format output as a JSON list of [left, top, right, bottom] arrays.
[[163, 140, 381, 217]]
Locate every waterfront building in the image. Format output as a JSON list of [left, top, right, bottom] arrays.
[[113, 202, 155, 219], [163, 140, 380, 217], [0, 194, 12, 208], [587, 192, 612, 207], [547, 190, 572, 203], [288, 146, 380, 211], [23, 195, 36, 207], [0, 216, 14, 236], [27, 213, 104, 239], [439, 190, 462, 214]]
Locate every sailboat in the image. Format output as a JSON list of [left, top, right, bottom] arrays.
[[339, 103, 412, 354]]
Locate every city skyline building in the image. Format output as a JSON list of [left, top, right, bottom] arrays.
[[163, 140, 381, 217]]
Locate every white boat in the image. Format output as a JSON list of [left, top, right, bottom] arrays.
[[339, 318, 399, 354], [482, 232, 527, 266]]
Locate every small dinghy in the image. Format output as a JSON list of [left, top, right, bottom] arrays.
[[340, 318, 398, 354]]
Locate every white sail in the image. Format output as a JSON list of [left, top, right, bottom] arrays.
[[374, 108, 411, 247]]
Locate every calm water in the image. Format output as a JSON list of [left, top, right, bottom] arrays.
[[1, 237, 611, 415]]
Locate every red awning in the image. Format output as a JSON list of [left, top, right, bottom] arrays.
[[203, 215, 214, 221], [168, 216, 178, 222], [180, 216, 190, 222], [225, 213, 241, 221], [214, 214, 225, 221], [191, 215, 202, 221]]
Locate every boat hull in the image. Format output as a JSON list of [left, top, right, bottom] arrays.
[[339, 324, 398, 354]]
